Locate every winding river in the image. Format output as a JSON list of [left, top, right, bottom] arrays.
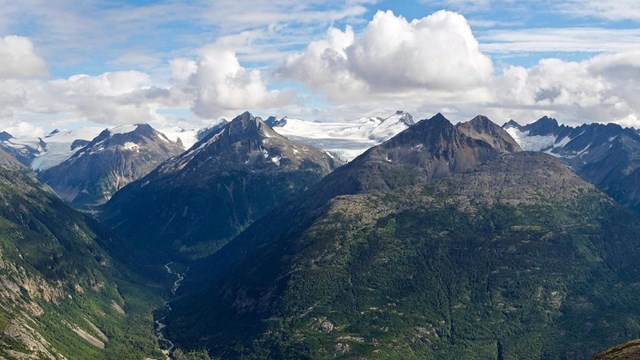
[[154, 262, 188, 359]]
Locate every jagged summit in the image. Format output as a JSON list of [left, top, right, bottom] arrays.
[[215, 111, 281, 141], [264, 115, 287, 128], [503, 119, 521, 129], [524, 116, 560, 136], [163, 112, 317, 175], [457, 115, 522, 153], [297, 113, 521, 199], [391, 110, 414, 126], [45, 129, 60, 138], [0, 131, 13, 142]]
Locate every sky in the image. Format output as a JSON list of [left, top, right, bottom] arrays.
[[1, 0, 640, 137]]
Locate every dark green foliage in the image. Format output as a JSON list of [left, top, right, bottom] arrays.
[[166, 152, 640, 360], [0, 155, 164, 359]]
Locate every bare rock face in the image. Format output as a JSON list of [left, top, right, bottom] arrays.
[[591, 339, 640, 360], [312, 318, 334, 333], [457, 115, 522, 154]]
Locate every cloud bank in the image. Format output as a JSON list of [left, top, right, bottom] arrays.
[[278, 10, 493, 101], [0, 7, 640, 132]]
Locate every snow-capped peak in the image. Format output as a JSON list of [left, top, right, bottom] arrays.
[[106, 124, 141, 135]]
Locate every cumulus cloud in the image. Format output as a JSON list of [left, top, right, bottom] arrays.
[[0, 34, 292, 129], [0, 36, 48, 79], [3, 121, 45, 138], [278, 10, 493, 101], [0, 70, 181, 128], [491, 50, 640, 125], [174, 46, 292, 118]]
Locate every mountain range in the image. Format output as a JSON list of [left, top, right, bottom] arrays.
[[160, 114, 640, 359], [39, 124, 184, 208], [504, 117, 640, 211], [3, 110, 640, 359], [100, 112, 339, 263]]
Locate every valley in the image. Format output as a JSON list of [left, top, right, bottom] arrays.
[[155, 262, 188, 359], [3, 2, 640, 359], [4, 111, 640, 359]]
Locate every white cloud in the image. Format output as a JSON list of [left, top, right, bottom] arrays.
[[176, 46, 292, 119], [200, 0, 371, 33], [557, 0, 640, 21], [278, 10, 493, 102], [480, 28, 640, 54], [0, 36, 47, 79], [0, 70, 182, 128], [3, 121, 45, 138], [491, 50, 640, 125], [51, 71, 152, 97]]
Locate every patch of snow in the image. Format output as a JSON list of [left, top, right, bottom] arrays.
[[609, 136, 618, 142], [577, 145, 590, 156], [271, 155, 281, 166], [543, 148, 562, 158], [157, 133, 172, 143], [555, 135, 572, 147], [505, 127, 557, 151], [30, 127, 103, 170], [107, 124, 138, 135], [158, 126, 197, 149], [122, 142, 139, 151]]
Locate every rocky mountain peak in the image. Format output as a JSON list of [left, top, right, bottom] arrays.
[[503, 119, 521, 129], [314, 113, 522, 197], [457, 115, 522, 153], [45, 129, 60, 138], [201, 112, 282, 145], [526, 116, 560, 136], [0, 131, 13, 142], [393, 110, 414, 126], [129, 123, 154, 136], [101, 111, 339, 261], [265, 115, 288, 128], [40, 123, 184, 208]]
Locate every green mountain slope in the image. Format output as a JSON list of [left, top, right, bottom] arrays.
[[100, 112, 339, 263], [166, 116, 640, 359], [0, 151, 164, 359]]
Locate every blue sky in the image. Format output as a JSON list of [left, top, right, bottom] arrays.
[[0, 0, 639, 136]]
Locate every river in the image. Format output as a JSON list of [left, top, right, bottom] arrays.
[[154, 262, 188, 359]]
